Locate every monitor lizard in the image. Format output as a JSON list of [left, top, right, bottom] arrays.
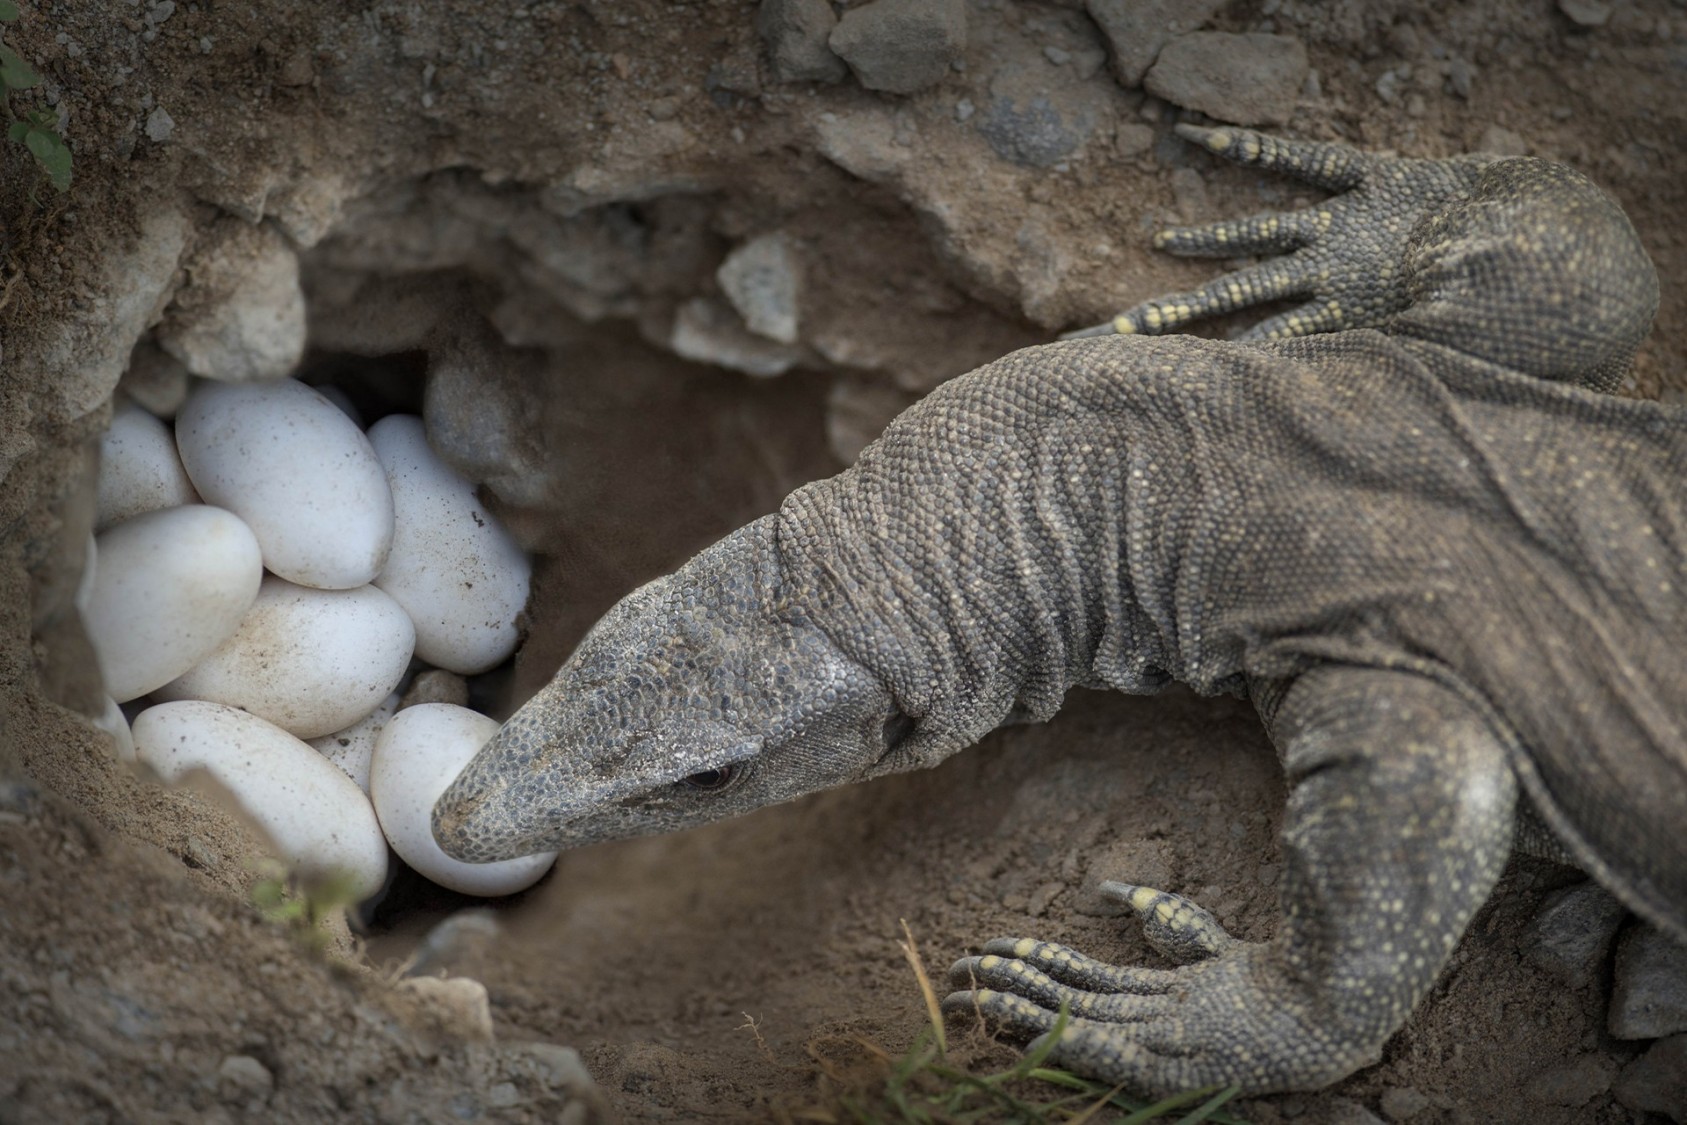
[[431, 125, 1686, 1095]]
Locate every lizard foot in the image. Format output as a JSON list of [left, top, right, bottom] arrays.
[[943, 928, 1365, 1096], [1063, 123, 1490, 342]]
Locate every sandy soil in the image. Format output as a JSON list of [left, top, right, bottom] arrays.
[[2, 1, 1683, 1122]]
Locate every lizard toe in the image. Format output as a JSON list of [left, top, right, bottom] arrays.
[[1098, 882, 1239, 964], [948, 952, 1177, 1022]]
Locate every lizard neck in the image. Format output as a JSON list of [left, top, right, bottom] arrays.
[[774, 350, 1171, 768]]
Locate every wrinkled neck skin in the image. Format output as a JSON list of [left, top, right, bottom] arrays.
[[773, 359, 1168, 777]]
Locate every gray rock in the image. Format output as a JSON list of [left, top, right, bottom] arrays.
[[1522, 881, 1627, 987], [423, 314, 551, 509], [670, 296, 805, 378], [1558, 0, 1612, 28], [118, 338, 192, 420], [756, 0, 847, 83], [829, 0, 967, 95], [400, 669, 469, 711], [1475, 123, 1529, 157], [1378, 1085, 1431, 1122], [977, 93, 1093, 167], [157, 218, 306, 383], [1324, 1099, 1387, 1125], [145, 105, 175, 143], [216, 1055, 274, 1104], [717, 233, 801, 345], [1523, 1052, 1618, 1107], [1613, 1035, 1687, 1121], [1611, 925, 1687, 1040], [1143, 32, 1309, 127], [1083, 0, 1227, 87]]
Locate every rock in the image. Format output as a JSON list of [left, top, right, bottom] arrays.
[[1559, 0, 1612, 28], [1084, 0, 1228, 87], [1114, 121, 1155, 158], [1613, 1035, 1687, 1121], [145, 105, 175, 143], [977, 93, 1093, 167], [117, 338, 192, 419], [1324, 1099, 1387, 1125], [1522, 881, 1627, 987], [669, 296, 805, 377], [404, 909, 504, 978], [157, 219, 306, 383], [1523, 1052, 1618, 1107], [394, 975, 495, 1044], [1143, 32, 1308, 127], [1378, 1085, 1431, 1122], [423, 313, 552, 510], [1611, 925, 1687, 1040], [829, 0, 966, 95], [216, 1055, 274, 1104], [1475, 123, 1529, 156], [400, 669, 469, 711], [756, 0, 847, 83], [716, 233, 801, 345], [29, 206, 187, 434]]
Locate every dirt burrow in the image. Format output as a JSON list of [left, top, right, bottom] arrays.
[[3, 1, 1684, 1122]]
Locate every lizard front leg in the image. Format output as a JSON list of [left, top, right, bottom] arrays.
[[1065, 125, 1492, 342], [943, 666, 1518, 1095]]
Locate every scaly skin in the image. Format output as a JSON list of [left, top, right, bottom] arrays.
[[433, 128, 1685, 1095]]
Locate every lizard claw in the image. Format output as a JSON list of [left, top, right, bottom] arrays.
[[1063, 124, 1493, 342], [944, 929, 1369, 1095]]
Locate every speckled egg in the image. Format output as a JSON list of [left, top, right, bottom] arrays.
[[132, 700, 389, 900], [175, 379, 394, 590], [368, 415, 530, 675], [155, 575, 415, 740]]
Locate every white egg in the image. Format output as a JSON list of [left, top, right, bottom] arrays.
[[97, 395, 199, 530], [133, 700, 389, 901], [155, 576, 415, 739], [370, 704, 555, 896], [368, 415, 531, 675], [86, 505, 263, 702], [306, 691, 399, 794], [175, 379, 394, 590]]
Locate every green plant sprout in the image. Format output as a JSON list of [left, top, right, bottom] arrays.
[[788, 921, 1249, 1124], [0, 0, 70, 193], [248, 860, 364, 955]]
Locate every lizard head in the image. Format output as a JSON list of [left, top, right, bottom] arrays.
[[431, 515, 915, 863]]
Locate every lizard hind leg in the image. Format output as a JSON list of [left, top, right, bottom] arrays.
[[941, 666, 1519, 1096]]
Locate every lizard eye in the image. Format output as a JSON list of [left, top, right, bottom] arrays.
[[680, 765, 739, 791]]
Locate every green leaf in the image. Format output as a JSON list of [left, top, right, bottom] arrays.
[[0, 1, 20, 22], [0, 42, 37, 89], [23, 124, 70, 191], [6, 119, 24, 142]]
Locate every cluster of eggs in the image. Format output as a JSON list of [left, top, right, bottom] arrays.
[[85, 377, 556, 900]]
